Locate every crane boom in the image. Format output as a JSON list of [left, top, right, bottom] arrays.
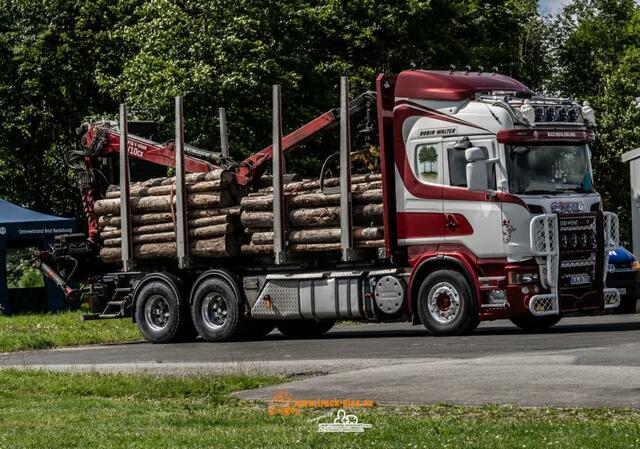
[[72, 91, 376, 239], [79, 122, 221, 173], [236, 91, 376, 184]]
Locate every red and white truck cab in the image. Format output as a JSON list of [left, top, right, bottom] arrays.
[[377, 70, 620, 333]]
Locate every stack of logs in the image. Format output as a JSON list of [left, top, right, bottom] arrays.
[[95, 169, 242, 263], [93, 170, 386, 263], [240, 173, 385, 255]]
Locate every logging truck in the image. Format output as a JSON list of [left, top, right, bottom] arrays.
[[36, 70, 621, 343]]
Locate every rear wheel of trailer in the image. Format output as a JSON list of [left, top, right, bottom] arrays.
[[134, 276, 195, 343], [190, 272, 277, 342], [190, 274, 244, 342]]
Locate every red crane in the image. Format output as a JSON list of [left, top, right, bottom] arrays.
[[74, 92, 375, 240]]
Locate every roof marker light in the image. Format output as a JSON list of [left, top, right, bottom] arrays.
[[520, 99, 536, 125], [582, 101, 596, 127], [545, 107, 556, 122]]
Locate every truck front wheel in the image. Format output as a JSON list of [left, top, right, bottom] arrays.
[[134, 280, 192, 344], [417, 269, 478, 336]]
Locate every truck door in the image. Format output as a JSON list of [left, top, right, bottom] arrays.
[[395, 137, 445, 247], [442, 137, 504, 258]]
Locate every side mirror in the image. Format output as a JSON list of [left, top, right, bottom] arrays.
[[465, 147, 489, 192]]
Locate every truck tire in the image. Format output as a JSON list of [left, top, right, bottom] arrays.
[[510, 315, 560, 331], [416, 269, 478, 336], [134, 279, 192, 344], [276, 320, 335, 338], [190, 277, 244, 342]]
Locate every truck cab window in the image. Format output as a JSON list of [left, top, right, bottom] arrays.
[[448, 146, 495, 189], [505, 144, 594, 195], [448, 148, 468, 187], [416, 143, 440, 183]]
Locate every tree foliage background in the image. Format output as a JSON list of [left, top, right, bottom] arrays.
[[547, 0, 640, 242], [0, 0, 638, 241]]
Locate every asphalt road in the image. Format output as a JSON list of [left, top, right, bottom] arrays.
[[2, 315, 640, 407]]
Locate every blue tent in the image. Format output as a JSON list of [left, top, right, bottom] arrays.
[[0, 199, 76, 315]]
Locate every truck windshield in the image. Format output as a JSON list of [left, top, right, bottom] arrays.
[[505, 144, 594, 195]]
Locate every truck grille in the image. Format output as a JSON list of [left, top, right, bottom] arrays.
[[557, 213, 604, 309]]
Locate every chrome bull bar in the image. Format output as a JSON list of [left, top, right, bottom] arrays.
[[527, 212, 620, 316]]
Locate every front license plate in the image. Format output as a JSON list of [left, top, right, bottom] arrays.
[[568, 274, 590, 286], [618, 288, 627, 295]]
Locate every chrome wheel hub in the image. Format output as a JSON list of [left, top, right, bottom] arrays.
[[202, 293, 228, 330], [144, 295, 171, 331], [427, 282, 461, 324]]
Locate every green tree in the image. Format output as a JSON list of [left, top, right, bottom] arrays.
[[546, 1, 640, 243], [0, 0, 543, 229], [0, 0, 127, 219], [418, 145, 438, 176], [97, 0, 542, 173]]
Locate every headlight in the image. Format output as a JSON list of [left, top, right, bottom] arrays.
[[508, 272, 539, 284]]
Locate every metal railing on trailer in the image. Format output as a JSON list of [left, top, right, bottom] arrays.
[[84, 96, 195, 320], [269, 77, 356, 264]]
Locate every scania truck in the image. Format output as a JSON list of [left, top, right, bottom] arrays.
[[37, 69, 620, 342]]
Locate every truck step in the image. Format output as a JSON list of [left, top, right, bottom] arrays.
[[86, 298, 134, 320], [81, 313, 127, 321]]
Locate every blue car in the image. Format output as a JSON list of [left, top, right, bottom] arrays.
[[607, 246, 640, 313]]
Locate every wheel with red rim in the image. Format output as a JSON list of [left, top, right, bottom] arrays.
[[417, 269, 478, 336]]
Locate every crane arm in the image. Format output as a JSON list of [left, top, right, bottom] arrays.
[[73, 122, 224, 241], [236, 91, 376, 185], [72, 91, 376, 239], [78, 122, 222, 173]]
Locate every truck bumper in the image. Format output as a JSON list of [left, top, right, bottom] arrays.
[[528, 288, 621, 317], [607, 269, 640, 313]]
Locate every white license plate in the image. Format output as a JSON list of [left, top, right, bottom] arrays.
[[568, 274, 590, 286], [618, 288, 627, 295]]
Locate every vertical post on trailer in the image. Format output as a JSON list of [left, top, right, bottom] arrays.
[[272, 84, 286, 265], [119, 103, 134, 271], [175, 96, 190, 269], [219, 107, 229, 159], [339, 76, 354, 262]]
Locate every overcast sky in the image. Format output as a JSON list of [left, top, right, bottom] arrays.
[[538, 0, 640, 15]]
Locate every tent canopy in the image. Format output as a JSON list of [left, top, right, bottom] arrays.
[[0, 199, 76, 315], [0, 199, 74, 239]]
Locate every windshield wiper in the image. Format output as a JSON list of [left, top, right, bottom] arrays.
[[522, 189, 561, 195], [522, 188, 589, 195], [554, 187, 593, 194]]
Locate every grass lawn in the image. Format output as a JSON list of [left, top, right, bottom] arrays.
[[0, 370, 639, 449], [0, 311, 141, 353], [0, 314, 363, 353]]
